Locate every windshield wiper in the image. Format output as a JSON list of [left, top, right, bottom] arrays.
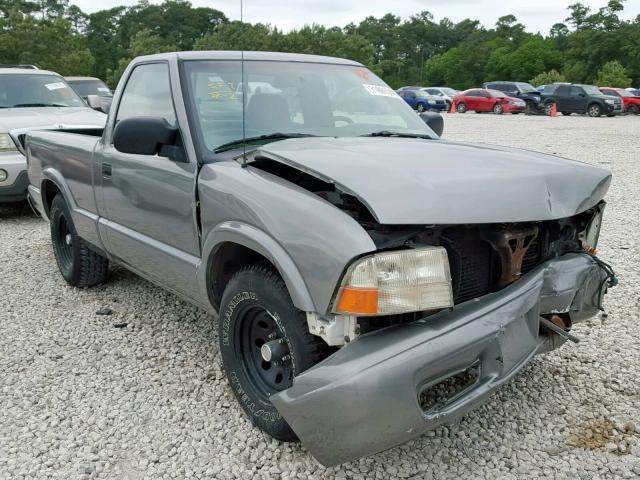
[[10, 103, 70, 108], [360, 131, 433, 140], [214, 133, 318, 153]]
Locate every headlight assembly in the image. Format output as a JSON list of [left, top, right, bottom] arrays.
[[0, 133, 17, 152], [333, 247, 454, 316], [605, 99, 614, 105], [580, 207, 604, 253]]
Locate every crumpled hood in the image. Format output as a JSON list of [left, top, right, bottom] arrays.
[[254, 137, 611, 224], [0, 107, 106, 132]]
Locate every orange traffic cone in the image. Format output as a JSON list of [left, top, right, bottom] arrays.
[[450, 101, 456, 113], [550, 103, 558, 117]]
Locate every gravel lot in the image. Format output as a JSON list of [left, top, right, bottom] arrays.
[[1, 113, 639, 479]]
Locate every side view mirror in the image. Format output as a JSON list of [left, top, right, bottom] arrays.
[[113, 116, 185, 161], [419, 111, 444, 137], [86, 94, 111, 114]]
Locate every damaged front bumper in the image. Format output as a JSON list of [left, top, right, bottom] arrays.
[[271, 253, 609, 466]]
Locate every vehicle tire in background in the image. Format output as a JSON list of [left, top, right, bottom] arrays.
[[445, 101, 452, 112], [416, 102, 426, 113], [456, 102, 467, 113], [628, 104, 639, 115], [218, 264, 329, 441], [493, 103, 504, 114], [587, 103, 603, 117], [50, 194, 109, 287], [524, 101, 534, 115], [561, 112, 572, 116]]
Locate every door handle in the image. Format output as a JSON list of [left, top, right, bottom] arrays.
[[102, 163, 112, 178]]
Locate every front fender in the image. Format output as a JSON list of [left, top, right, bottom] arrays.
[[198, 221, 316, 312]]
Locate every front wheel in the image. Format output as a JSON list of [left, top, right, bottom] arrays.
[[588, 103, 603, 117], [493, 103, 504, 114], [456, 102, 467, 113], [50, 194, 109, 287], [218, 264, 329, 441], [416, 102, 426, 113], [628, 104, 639, 115]]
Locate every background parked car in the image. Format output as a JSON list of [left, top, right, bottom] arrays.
[[625, 87, 640, 95], [65, 76, 112, 113], [421, 87, 459, 111], [599, 87, 640, 114], [0, 68, 106, 203], [397, 87, 447, 112], [453, 88, 526, 114], [543, 84, 623, 117], [483, 81, 544, 113]]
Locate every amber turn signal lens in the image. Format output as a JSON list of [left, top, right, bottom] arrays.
[[336, 287, 378, 315]]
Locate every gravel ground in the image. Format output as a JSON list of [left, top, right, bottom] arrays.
[[1, 113, 639, 479]]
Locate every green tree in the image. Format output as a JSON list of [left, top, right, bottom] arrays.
[[595, 60, 632, 87], [107, 29, 176, 87], [530, 69, 566, 86]]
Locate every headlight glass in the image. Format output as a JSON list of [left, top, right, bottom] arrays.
[[333, 247, 454, 315], [580, 208, 604, 252], [605, 99, 614, 104], [0, 133, 17, 151]]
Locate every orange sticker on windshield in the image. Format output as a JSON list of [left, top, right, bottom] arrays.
[[354, 68, 370, 80]]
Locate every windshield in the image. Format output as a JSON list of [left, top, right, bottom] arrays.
[[516, 82, 538, 94], [440, 88, 458, 96], [68, 79, 112, 97], [582, 85, 602, 96], [183, 60, 436, 153], [0, 74, 84, 108], [615, 89, 632, 97]]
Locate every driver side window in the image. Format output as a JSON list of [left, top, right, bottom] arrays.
[[115, 63, 176, 126]]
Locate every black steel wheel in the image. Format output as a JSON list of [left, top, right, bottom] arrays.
[[50, 194, 109, 287], [218, 264, 329, 441], [237, 306, 294, 394]]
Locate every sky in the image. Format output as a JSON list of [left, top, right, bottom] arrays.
[[71, 0, 640, 34]]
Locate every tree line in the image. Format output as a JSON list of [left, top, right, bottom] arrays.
[[0, 0, 637, 89]]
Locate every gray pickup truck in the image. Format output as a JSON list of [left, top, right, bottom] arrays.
[[27, 51, 616, 466]]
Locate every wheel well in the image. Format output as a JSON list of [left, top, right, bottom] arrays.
[[208, 242, 274, 311], [41, 180, 60, 216]]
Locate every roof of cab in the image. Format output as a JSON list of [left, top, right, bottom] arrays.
[[133, 50, 364, 66]]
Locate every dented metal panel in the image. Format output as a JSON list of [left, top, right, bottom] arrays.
[[255, 137, 612, 224], [270, 253, 607, 466]]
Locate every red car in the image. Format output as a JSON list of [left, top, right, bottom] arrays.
[[453, 88, 526, 114], [599, 87, 640, 114]]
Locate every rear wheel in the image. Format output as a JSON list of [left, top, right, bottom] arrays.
[[587, 103, 602, 117], [218, 264, 329, 441], [493, 103, 504, 114], [50, 194, 109, 287], [456, 102, 467, 113]]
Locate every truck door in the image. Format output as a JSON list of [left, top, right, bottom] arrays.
[[96, 61, 201, 301]]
